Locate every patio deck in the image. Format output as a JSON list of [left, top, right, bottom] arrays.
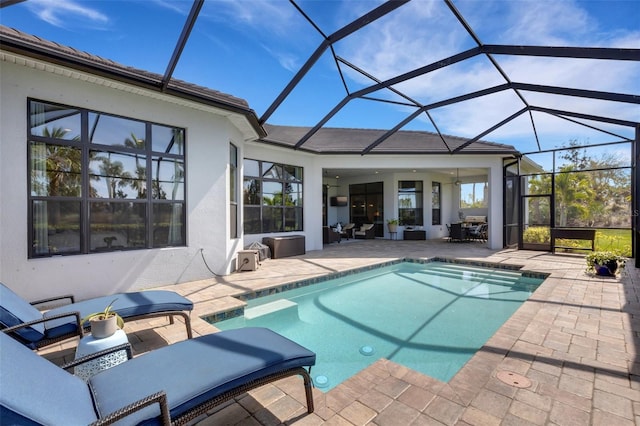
[[38, 238, 640, 425]]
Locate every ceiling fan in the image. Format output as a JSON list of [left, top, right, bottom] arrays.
[[443, 169, 462, 186], [323, 170, 340, 188]]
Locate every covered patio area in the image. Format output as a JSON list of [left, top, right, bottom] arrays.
[[38, 239, 640, 425]]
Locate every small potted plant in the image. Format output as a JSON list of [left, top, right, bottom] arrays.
[[585, 251, 627, 276], [81, 299, 125, 338], [387, 218, 399, 233]]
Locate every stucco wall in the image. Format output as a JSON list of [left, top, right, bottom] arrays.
[[0, 58, 251, 300], [0, 55, 508, 302]]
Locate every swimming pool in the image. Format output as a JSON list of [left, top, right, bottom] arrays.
[[213, 260, 545, 391]]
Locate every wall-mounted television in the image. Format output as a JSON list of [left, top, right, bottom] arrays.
[[330, 196, 348, 207]]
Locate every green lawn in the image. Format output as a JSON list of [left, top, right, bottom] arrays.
[[595, 229, 632, 256]]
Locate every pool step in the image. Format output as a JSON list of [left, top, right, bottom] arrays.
[[427, 264, 524, 286], [245, 299, 298, 321]]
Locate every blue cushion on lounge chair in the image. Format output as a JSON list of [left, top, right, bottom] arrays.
[[0, 283, 46, 343], [44, 290, 193, 328], [1, 283, 194, 348], [0, 330, 99, 425], [0, 327, 316, 425], [89, 327, 316, 424]]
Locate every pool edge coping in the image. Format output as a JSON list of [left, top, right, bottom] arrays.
[[200, 256, 550, 324]]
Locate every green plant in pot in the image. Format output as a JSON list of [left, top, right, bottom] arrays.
[[81, 299, 125, 338], [386, 218, 399, 233], [585, 251, 626, 276]]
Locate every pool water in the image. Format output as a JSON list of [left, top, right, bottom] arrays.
[[214, 261, 544, 391]]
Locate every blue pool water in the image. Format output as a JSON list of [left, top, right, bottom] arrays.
[[214, 261, 544, 391]]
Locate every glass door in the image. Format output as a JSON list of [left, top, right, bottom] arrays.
[[349, 182, 384, 237], [503, 159, 519, 247]]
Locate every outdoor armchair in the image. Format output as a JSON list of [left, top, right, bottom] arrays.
[[0, 327, 316, 425], [0, 283, 193, 349], [353, 223, 375, 239], [469, 223, 488, 242], [322, 226, 341, 244], [340, 223, 355, 239]]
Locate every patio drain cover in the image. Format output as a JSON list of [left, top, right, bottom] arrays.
[[496, 371, 531, 388]]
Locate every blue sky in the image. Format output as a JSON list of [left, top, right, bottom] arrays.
[[1, 0, 639, 156]]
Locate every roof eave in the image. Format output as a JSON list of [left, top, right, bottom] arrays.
[[0, 29, 267, 139]]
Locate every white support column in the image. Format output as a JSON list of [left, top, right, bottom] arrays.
[[487, 164, 504, 250]]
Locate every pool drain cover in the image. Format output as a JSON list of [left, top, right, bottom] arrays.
[[315, 375, 329, 388], [359, 345, 374, 356], [496, 371, 531, 388]]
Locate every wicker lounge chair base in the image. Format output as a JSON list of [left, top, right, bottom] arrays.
[[0, 327, 316, 425]]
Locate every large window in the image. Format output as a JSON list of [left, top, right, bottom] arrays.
[[460, 181, 488, 208], [28, 99, 186, 257], [398, 181, 423, 226], [243, 159, 303, 234]]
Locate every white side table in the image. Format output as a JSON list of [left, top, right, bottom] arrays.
[[74, 329, 129, 382]]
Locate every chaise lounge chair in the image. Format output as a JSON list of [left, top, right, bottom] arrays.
[[0, 283, 193, 349], [0, 327, 316, 425]]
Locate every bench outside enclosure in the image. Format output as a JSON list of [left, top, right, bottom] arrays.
[[551, 228, 596, 253]]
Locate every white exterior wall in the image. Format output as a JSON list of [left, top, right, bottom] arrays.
[[0, 53, 509, 301], [0, 56, 256, 300], [315, 155, 504, 249]]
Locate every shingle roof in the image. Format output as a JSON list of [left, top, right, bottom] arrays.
[[262, 124, 519, 155], [0, 25, 266, 137], [0, 25, 518, 155]]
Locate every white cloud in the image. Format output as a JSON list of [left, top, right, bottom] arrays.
[[198, 0, 313, 72], [340, 0, 462, 82], [331, 0, 638, 147], [502, 1, 594, 45], [27, 0, 108, 29], [149, 0, 189, 15], [201, 0, 301, 38], [261, 43, 299, 72]]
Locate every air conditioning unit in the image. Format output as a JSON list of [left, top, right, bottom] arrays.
[[237, 250, 260, 272]]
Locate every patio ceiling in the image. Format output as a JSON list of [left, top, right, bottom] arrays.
[[1, 0, 638, 156]]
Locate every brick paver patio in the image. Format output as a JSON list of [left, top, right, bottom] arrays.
[[38, 239, 639, 425]]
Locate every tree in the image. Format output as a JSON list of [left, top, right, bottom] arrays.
[[33, 127, 82, 197], [555, 140, 630, 227], [123, 132, 146, 198], [95, 154, 132, 200], [554, 166, 591, 227]]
